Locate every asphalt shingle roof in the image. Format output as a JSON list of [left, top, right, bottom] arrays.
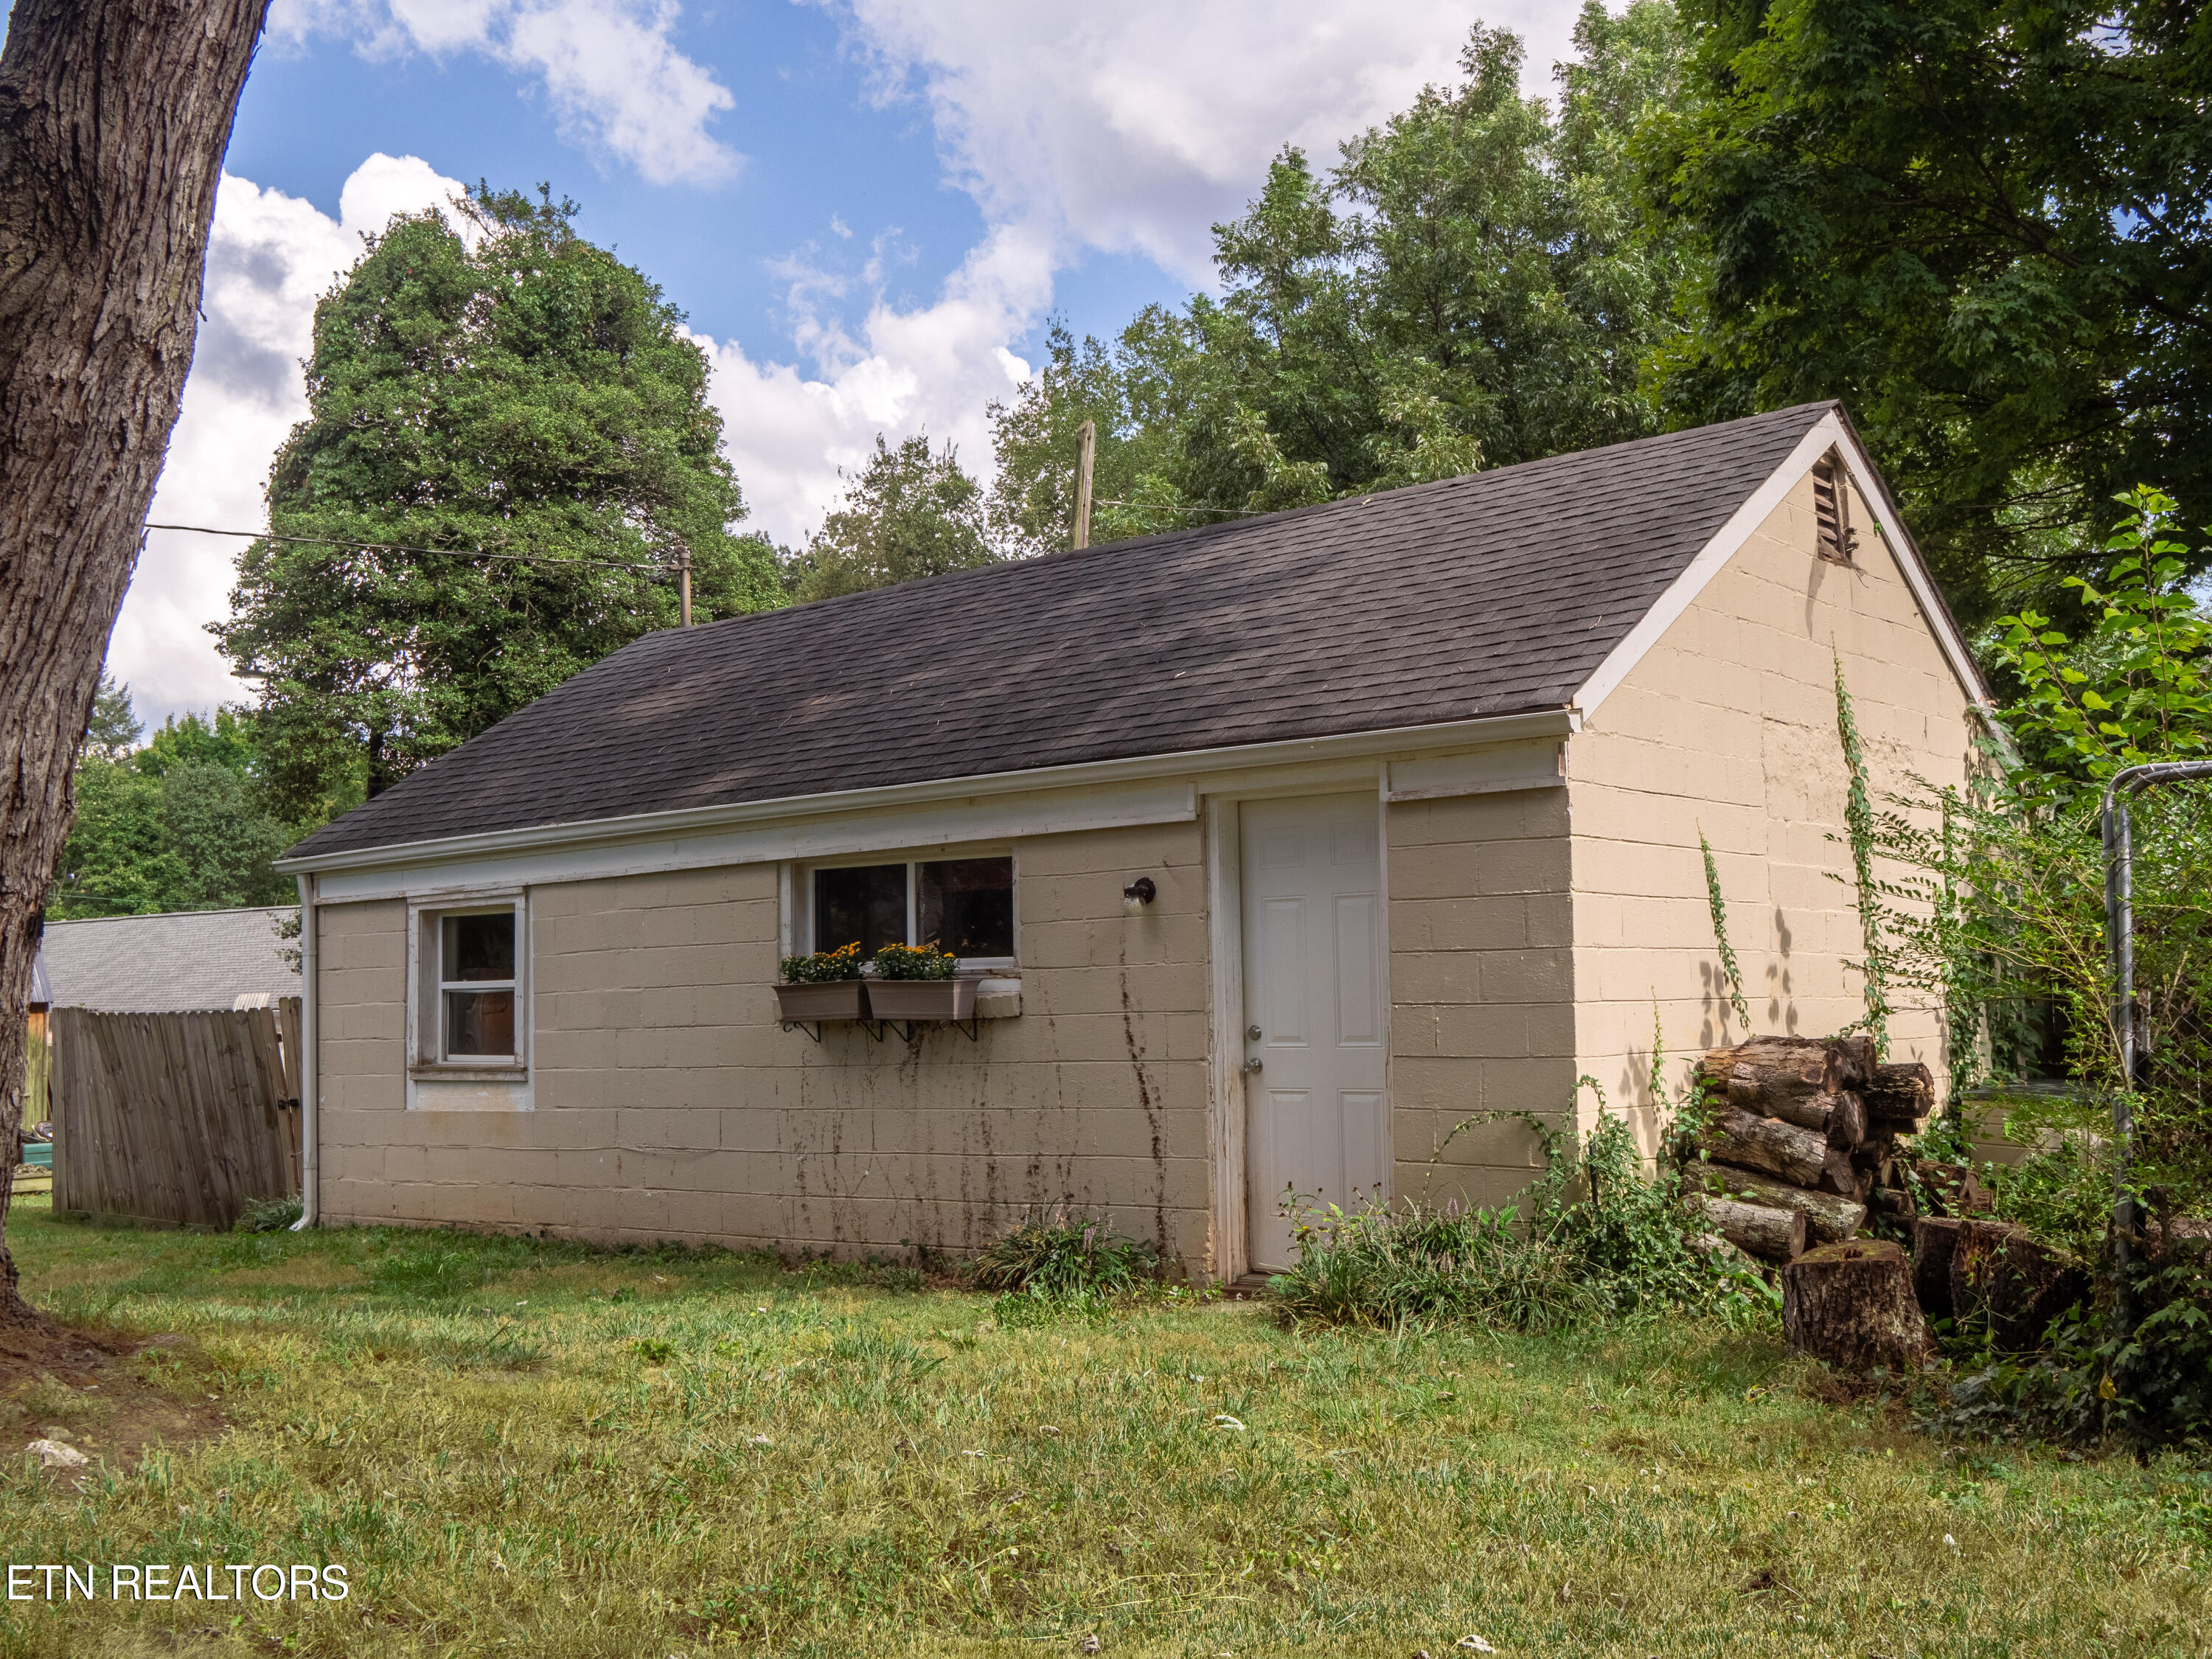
[[35, 907, 302, 1012], [289, 403, 1837, 863]]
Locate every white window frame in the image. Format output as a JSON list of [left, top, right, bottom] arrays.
[[793, 853, 1018, 973], [408, 889, 529, 1078]]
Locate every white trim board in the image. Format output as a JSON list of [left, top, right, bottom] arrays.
[[280, 708, 1580, 883], [316, 781, 1197, 906], [1571, 410, 1994, 720]]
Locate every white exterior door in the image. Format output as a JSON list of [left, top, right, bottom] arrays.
[[1239, 793, 1388, 1271]]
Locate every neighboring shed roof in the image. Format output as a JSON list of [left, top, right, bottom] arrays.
[[36, 906, 302, 1013], [290, 403, 1853, 863]]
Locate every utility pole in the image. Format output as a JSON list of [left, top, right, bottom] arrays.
[[678, 540, 693, 627], [1072, 420, 1096, 550]]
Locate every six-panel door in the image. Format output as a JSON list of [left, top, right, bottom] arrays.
[[1239, 793, 1388, 1270]]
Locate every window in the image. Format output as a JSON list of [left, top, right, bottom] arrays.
[[413, 898, 526, 1071], [810, 856, 1014, 961]]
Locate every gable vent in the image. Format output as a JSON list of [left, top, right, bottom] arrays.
[[1811, 452, 1855, 563]]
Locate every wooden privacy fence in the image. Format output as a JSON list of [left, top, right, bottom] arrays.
[[49, 999, 302, 1228]]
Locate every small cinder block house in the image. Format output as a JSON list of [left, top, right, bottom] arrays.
[[278, 403, 1991, 1280]]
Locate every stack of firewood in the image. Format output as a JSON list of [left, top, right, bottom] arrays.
[[1680, 1035, 1933, 1264]]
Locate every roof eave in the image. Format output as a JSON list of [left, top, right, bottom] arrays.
[[276, 705, 1584, 879]]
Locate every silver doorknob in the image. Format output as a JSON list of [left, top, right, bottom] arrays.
[[1242, 1057, 1263, 1074]]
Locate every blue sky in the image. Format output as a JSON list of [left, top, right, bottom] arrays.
[[57, 0, 1585, 720]]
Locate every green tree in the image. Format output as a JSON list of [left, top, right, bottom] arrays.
[[787, 434, 996, 602], [82, 673, 142, 761], [1649, 0, 2212, 627], [990, 4, 1694, 543], [49, 707, 302, 918], [217, 185, 782, 815]]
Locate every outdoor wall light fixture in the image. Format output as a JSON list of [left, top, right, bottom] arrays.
[[1121, 877, 1158, 914]]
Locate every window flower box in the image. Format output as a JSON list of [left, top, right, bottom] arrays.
[[863, 975, 977, 1024], [777, 944, 867, 1036], [773, 979, 869, 1024], [866, 942, 978, 1036]]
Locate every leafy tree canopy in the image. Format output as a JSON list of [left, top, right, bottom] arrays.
[[785, 434, 996, 602], [991, 3, 1693, 548], [216, 184, 781, 816], [1648, 0, 2212, 627], [49, 684, 299, 919]]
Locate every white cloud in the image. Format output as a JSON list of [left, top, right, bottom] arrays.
[[108, 156, 467, 726], [824, 0, 1587, 282], [696, 223, 1052, 546], [271, 0, 738, 186]]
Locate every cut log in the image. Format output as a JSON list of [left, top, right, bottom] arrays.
[[1911, 1216, 1966, 1321], [1816, 1146, 1871, 1201], [1696, 1105, 1828, 1186], [1706, 1037, 1839, 1111], [1823, 1090, 1868, 1150], [1910, 1159, 1992, 1217], [1949, 1220, 2089, 1352], [1686, 1227, 1764, 1274], [1864, 1062, 1935, 1127], [1830, 1036, 1879, 1091], [1697, 1164, 1867, 1244], [1872, 1186, 1916, 1220], [1782, 1239, 1932, 1371], [1683, 1194, 1806, 1265]]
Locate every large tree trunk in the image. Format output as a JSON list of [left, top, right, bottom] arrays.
[[0, 0, 268, 1321], [1782, 1239, 1932, 1371]]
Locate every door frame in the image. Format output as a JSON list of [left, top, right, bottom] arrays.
[[1204, 774, 1393, 1284]]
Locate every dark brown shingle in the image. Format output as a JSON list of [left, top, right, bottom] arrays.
[[286, 403, 1834, 862]]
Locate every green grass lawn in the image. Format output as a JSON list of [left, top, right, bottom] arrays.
[[0, 1201, 2205, 1658]]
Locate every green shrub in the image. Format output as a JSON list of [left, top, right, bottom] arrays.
[[1270, 1091, 1775, 1332], [1926, 1241, 2212, 1448], [233, 1194, 303, 1234], [970, 1209, 1158, 1298]]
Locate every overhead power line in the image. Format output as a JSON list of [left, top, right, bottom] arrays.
[[142, 521, 669, 574]]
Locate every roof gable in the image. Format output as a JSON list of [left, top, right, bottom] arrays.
[[288, 403, 1860, 863]]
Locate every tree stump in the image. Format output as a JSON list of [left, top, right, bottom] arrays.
[[1782, 1239, 1932, 1371], [1910, 1216, 1966, 1320], [1949, 1220, 2089, 1352]]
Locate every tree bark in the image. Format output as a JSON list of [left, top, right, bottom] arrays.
[[1864, 1062, 1934, 1127], [0, 0, 269, 1321], [1910, 1215, 1965, 1321], [1695, 1105, 1828, 1186], [1781, 1239, 1932, 1371], [1823, 1090, 1868, 1150], [1683, 1192, 1808, 1264], [1696, 1163, 1867, 1244], [1948, 1220, 2090, 1352], [1816, 1145, 1871, 1201]]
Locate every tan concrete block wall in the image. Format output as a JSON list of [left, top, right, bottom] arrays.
[[314, 821, 1213, 1271], [1389, 787, 1579, 1213], [1568, 471, 1975, 1143]]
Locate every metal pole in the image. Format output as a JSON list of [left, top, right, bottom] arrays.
[[678, 540, 692, 627], [2099, 757, 2212, 1284]]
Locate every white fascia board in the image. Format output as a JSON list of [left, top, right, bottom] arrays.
[[1572, 411, 1994, 721], [294, 707, 1579, 902]]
